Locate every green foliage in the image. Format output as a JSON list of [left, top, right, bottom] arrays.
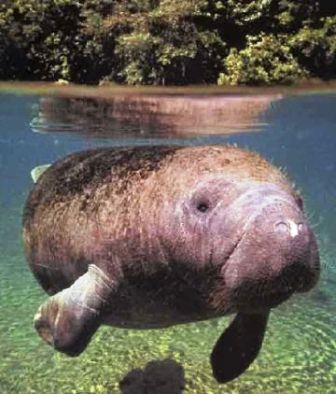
[[0, 1, 81, 80], [105, 0, 226, 84], [0, 0, 335, 85], [291, 16, 336, 79], [218, 34, 308, 85], [0, 0, 115, 83]]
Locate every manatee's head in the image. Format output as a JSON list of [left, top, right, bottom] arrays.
[[211, 180, 319, 311], [153, 146, 320, 383], [162, 176, 319, 312]]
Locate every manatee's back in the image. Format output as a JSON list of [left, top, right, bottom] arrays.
[[22, 146, 178, 295]]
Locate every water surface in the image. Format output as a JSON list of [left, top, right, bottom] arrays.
[[0, 87, 335, 393]]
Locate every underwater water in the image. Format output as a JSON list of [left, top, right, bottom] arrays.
[[0, 87, 336, 393]]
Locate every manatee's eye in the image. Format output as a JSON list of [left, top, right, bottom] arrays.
[[193, 195, 212, 214], [188, 178, 235, 217], [197, 201, 209, 213]]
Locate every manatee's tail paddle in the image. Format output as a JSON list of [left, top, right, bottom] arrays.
[[210, 310, 270, 383]]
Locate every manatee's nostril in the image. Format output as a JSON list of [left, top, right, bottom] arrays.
[[275, 220, 305, 238], [298, 223, 304, 232], [275, 221, 288, 234]]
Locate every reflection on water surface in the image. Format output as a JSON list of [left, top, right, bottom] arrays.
[[0, 85, 335, 393], [31, 94, 281, 137]]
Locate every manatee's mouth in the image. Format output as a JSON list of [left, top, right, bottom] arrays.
[[231, 266, 312, 313], [235, 288, 294, 312], [223, 233, 301, 312]]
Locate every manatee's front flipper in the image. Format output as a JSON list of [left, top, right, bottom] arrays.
[[34, 265, 114, 356], [210, 310, 270, 383]]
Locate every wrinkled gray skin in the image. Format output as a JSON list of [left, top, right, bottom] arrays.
[[23, 145, 320, 383]]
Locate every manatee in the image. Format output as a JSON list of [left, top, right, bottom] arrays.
[[22, 145, 320, 383]]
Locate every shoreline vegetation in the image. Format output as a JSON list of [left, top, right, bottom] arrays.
[[1, 80, 336, 98], [0, 1, 335, 86]]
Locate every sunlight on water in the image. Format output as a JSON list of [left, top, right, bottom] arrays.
[[0, 88, 335, 393]]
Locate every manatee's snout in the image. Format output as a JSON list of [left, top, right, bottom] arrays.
[[222, 184, 320, 310], [272, 217, 319, 292]]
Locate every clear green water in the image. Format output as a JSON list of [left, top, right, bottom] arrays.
[[0, 91, 336, 393]]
